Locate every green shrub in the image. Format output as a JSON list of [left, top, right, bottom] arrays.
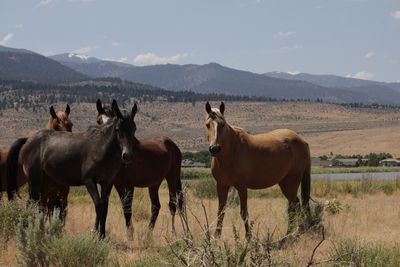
[[330, 238, 400, 267], [0, 201, 37, 242], [47, 233, 114, 267], [16, 210, 115, 267], [16, 211, 63, 266], [191, 178, 217, 199], [324, 199, 343, 215]]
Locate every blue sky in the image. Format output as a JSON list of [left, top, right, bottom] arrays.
[[0, 0, 399, 82]]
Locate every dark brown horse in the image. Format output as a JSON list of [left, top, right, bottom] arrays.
[[12, 100, 136, 238], [4, 104, 73, 205], [204, 102, 312, 238], [96, 100, 184, 236]]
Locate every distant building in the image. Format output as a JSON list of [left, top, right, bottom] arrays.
[[331, 158, 365, 167], [181, 159, 207, 168], [311, 157, 331, 167], [379, 158, 400, 167]]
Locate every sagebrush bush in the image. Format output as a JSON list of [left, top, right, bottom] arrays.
[[324, 199, 343, 215], [0, 201, 37, 242], [16, 210, 115, 267], [330, 238, 400, 267], [191, 178, 217, 199], [47, 233, 114, 267]]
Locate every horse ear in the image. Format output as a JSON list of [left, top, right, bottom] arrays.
[[219, 102, 225, 115], [131, 103, 138, 121], [96, 99, 105, 114], [112, 100, 123, 119], [205, 101, 212, 114], [50, 106, 58, 119], [65, 104, 70, 115]]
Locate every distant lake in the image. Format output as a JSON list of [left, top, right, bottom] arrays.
[[312, 172, 400, 180]]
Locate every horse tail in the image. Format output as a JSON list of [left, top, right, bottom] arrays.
[[301, 165, 311, 207], [7, 137, 27, 200], [174, 144, 184, 213]]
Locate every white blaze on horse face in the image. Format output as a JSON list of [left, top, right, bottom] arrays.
[[212, 120, 219, 146], [101, 115, 110, 124]]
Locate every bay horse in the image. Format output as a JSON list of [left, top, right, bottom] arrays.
[[12, 100, 136, 238], [4, 104, 73, 206], [204, 102, 312, 238], [96, 100, 184, 236]]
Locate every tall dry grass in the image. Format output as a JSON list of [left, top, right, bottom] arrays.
[[0, 181, 399, 266]]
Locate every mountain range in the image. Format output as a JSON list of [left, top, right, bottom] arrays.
[[1, 45, 400, 104]]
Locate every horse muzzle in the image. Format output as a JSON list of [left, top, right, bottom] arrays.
[[209, 145, 221, 156], [121, 152, 133, 164]]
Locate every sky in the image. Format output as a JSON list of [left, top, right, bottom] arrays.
[[0, 0, 399, 82]]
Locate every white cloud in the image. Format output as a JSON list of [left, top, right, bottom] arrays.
[[133, 52, 188, 65], [273, 31, 296, 39], [0, 33, 14, 46], [346, 71, 374, 80], [103, 56, 128, 63], [37, 0, 55, 7], [365, 52, 375, 59], [72, 46, 93, 54], [111, 42, 121, 47], [391, 10, 400, 20]]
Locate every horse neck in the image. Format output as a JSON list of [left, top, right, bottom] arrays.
[[47, 117, 55, 130], [91, 122, 120, 157], [219, 123, 241, 161]]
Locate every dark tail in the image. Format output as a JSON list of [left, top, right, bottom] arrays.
[[7, 137, 27, 200], [301, 165, 311, 207], [175, 146, 184, 212]]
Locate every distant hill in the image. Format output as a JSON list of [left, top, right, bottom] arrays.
[[0, 46, 88, 83], [2, 46, 400, 104], [51, 53, 400, 104], [265, 71, 400, 92]]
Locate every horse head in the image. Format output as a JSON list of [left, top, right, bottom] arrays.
[[205, 101, 226, 156], [48, 104, 73, 132]]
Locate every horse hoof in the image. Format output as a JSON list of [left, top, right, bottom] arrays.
[[126, 226, 134, 241], [214, 230, 222, 238]]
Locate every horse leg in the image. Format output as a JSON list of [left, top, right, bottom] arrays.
[[148, 183, 161, 231], [279, 177, 301, 235], [166, 172, 178, 233], [55, 186, 69, 224], [115, 181, 134, 239], [84, 179, 102, 235], [214, 182, 229, 238], [99, 183, 113, 239], [237, 187, 251, 240]]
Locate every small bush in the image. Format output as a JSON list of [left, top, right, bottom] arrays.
[[324, 199, 343, 215], [47, 233, 114, 267], [0, 201, 37, 242], [191, 178, 217, 199], [16, 210, 115, 267], [330, 238, 400, 267]]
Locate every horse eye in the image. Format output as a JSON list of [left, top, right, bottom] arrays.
[[206, 123, 210, 129]]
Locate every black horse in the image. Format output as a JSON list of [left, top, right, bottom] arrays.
[[14, 100, 137, 238]]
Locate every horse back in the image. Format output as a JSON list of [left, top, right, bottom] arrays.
[[116, 136, 180, 188], [213, 128, 309, 189]]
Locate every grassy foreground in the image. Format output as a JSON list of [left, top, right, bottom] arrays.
[[1, 178, 399, 266]]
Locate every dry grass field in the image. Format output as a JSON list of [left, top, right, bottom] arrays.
[[1, 178, 399, 266]]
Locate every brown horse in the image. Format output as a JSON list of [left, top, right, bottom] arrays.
[[4, 104, 73, 204], [96, 100, 184, 236], [16, 100, 136, 238], [204, 102, 312, 238]]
